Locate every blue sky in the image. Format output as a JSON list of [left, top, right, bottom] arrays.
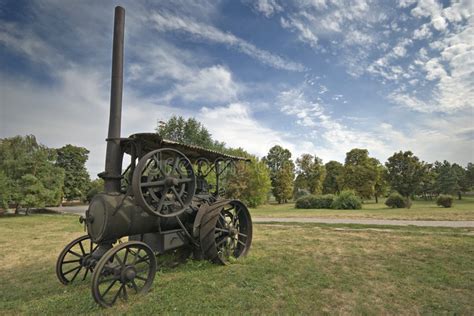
[[0, 0, 472, 177]]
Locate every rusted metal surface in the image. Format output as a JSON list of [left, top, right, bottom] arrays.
[[103, 6, 125, 193]]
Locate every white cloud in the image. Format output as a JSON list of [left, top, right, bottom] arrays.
[[250, 0, 283, 17], [163, 65, 239, 103], [150, 12, 305, 72], [197, 103, 295, 157]]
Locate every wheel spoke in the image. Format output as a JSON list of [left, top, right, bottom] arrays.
[[123, 248, 129, 265], [67, 249, 82, 258], [102, 279, 118, 297], [115, 254, 124, 267], [78, 241, 86, 255], [62, 259, 81, 264], [238, 232, 248, 238], [111, 284, 123, 304], [82, 268, 89, 281], [122, 284, 128, 300], [171, 187, 184, 206], [237, 239, 247, 247], [141, 180, 165, 188], [99, 276, 120, 285], [133, 249, 142, 264], [215, 227, 230, 234], [63, 265, 81, 275], [131, 280, 139, 293], [135, 275, 148, 281], [70, 266, 82, 282]]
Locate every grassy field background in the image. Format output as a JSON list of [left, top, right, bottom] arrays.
[[1, 214, 473, 314], [251, 196, 474, 220]]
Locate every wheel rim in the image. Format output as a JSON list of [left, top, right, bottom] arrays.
[[56, 235, 98, 285], [91, 241, 157, 307], [132, 148, 196, 217], [214, 201, 252, 263]]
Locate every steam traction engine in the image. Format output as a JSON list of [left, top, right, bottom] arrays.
[[55, 7, 252, 307]]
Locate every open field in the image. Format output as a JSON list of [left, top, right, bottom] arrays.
[[251, 196, 474, 221], [1, 214, 473, 314]]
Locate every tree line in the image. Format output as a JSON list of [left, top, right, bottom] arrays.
[[263, 145, 474, 204], [0, 135, 93, 213], [2, 116, 472, 211]]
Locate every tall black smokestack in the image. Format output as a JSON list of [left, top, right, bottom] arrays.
[[104, 6, 125, 193]]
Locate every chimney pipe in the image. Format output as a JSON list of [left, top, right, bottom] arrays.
[[103, 6, 125, 193]]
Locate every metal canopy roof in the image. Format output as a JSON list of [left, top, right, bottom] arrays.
[[125, 133, 250, 162]]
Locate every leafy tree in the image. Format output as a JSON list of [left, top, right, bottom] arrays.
[[372, 159, 388, 203], [86, 178, 104, 203], [322, 160, 344, 194], [295, 154, 326, 195], [342, 149, 377, 200], [272, 163, 294, 203], [0, 171, 11, 210], [156, 116, 225, 151], [385, 151, 425, 204], [416, 163, 437, 200], [452, 163, 470, 199], [56, 145, 91, 201], [0, 135, 64, 212], [434, 160, 460, 197], [465, 163, 474, 188], [226, 158, 271, 207], [263, 145, 295, 203]]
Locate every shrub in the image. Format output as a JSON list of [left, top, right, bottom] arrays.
[[295, 195, 312, 209], [331, 191, 362, 210], [385, 192, 406, 208], [436, 194, 453, 208], [295, 194, 334, 209]]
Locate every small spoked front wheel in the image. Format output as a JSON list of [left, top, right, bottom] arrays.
[[56, 235, 98, 285], [91, 241, 157, 307]]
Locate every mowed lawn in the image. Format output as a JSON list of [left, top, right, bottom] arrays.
[[1, 215, 473, 314], [251, 196, 474, 221]]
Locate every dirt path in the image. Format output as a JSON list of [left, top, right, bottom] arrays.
[[50, 206, 474, 228], [253, 217, 474, 227]]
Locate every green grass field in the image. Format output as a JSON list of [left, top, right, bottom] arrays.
[[251, 196, 474, 220], [1, 214, 473, 314]]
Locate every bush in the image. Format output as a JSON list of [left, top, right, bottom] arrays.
[[295, 194, 334, 209], [385, 192, 406, 208], [331, 191, 362, 210], [437, 194, 453, 208]]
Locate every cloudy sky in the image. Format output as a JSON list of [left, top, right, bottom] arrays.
[[1, 0, 472, 177]]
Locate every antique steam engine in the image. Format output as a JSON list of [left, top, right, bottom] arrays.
[[55, 6, 252, 307]]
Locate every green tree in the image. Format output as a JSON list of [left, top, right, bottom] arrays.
[[416, 163, 437, 200], [323, 160, 344, 194], [156, 116, 225, 151], [226, 158, 271, 207], [372, 159, 388, 203], [342, 149, 377, 200], [435, 160, 460, 196], [295, 154, 326, 195], [385, 151, 425, 204], [86, 178, 105, 203], [56, 145, 91, 201], [0, 135, 64, 212], [0, 171, 11, 210], [263, 145, 295, 203], [452, 163, 470, 200], [273, 163, 294, 203]]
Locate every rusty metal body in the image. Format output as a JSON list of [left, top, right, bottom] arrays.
[[56, 6, 253, 307]]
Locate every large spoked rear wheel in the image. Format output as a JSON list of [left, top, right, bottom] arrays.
[[56, 235, 98, 285], [91, 241, 157, 308], [200, 200, 253, 265]]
